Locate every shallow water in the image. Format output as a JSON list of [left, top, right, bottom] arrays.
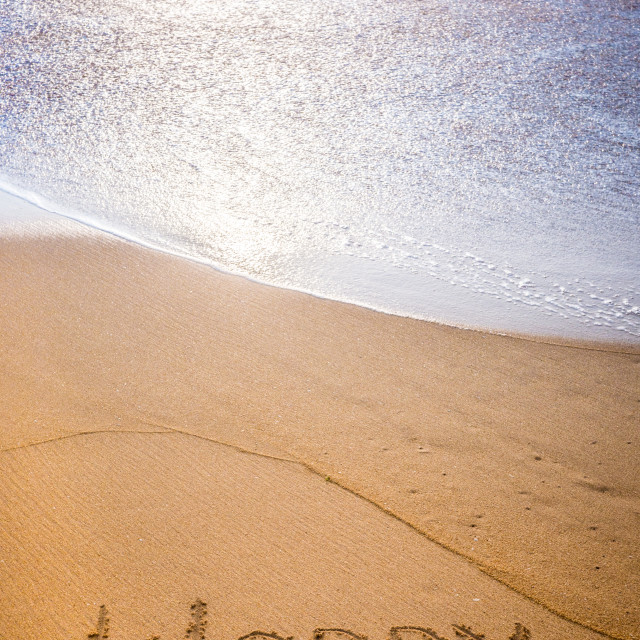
[[1, 0, 639, 342]]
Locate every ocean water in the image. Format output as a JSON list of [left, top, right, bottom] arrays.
[[1, 0, 639, 343]]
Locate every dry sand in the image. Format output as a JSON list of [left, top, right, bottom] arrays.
[[0, 214, 638, 640]]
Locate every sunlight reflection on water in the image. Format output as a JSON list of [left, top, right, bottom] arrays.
[[0, 0, 639, 341]]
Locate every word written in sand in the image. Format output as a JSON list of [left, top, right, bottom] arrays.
[[87, 601, 531, 640]]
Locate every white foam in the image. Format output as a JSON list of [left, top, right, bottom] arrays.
[[1, 0, 638, 345]]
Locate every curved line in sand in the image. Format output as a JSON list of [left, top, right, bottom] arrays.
[[0, 426, 619, 640]]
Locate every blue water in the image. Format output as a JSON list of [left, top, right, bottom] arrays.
[[1, 0, 639, 342]]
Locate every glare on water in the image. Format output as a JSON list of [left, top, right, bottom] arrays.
[[0, 0, 638, 341]]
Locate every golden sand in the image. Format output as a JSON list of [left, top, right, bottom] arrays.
[[0, 215, 638, 640]]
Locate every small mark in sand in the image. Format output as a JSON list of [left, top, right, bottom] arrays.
[[88, 605, 109, 640], [314, 630, 367, 640], [533, 456, 542, 461], [240, 633, 292, 640], [509, 624, 531, 640], [390, 626, 448, 640], [452, 625, 485, 639], [577, 480, 614, 494], [185, 599, 208, 640]]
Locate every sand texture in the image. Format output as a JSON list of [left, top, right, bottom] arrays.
[[1, 215, 638, 640]]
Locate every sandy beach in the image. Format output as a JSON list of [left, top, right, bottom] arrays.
[[1, 213, 638, 640]]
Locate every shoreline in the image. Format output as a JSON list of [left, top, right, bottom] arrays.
[[1, 213, 638, 639], [1, 187, 638, 352]]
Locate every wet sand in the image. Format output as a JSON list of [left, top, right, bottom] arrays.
[[0, 213, 638, 640]]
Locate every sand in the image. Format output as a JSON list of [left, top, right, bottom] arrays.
[[0, 213, 638, 640]]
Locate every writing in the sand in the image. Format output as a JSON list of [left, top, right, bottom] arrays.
[[87, 600, 531, 640]]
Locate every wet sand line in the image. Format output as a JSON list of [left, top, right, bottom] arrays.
[[465, 330, 640, 356], [0, 429, 172, 454]]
